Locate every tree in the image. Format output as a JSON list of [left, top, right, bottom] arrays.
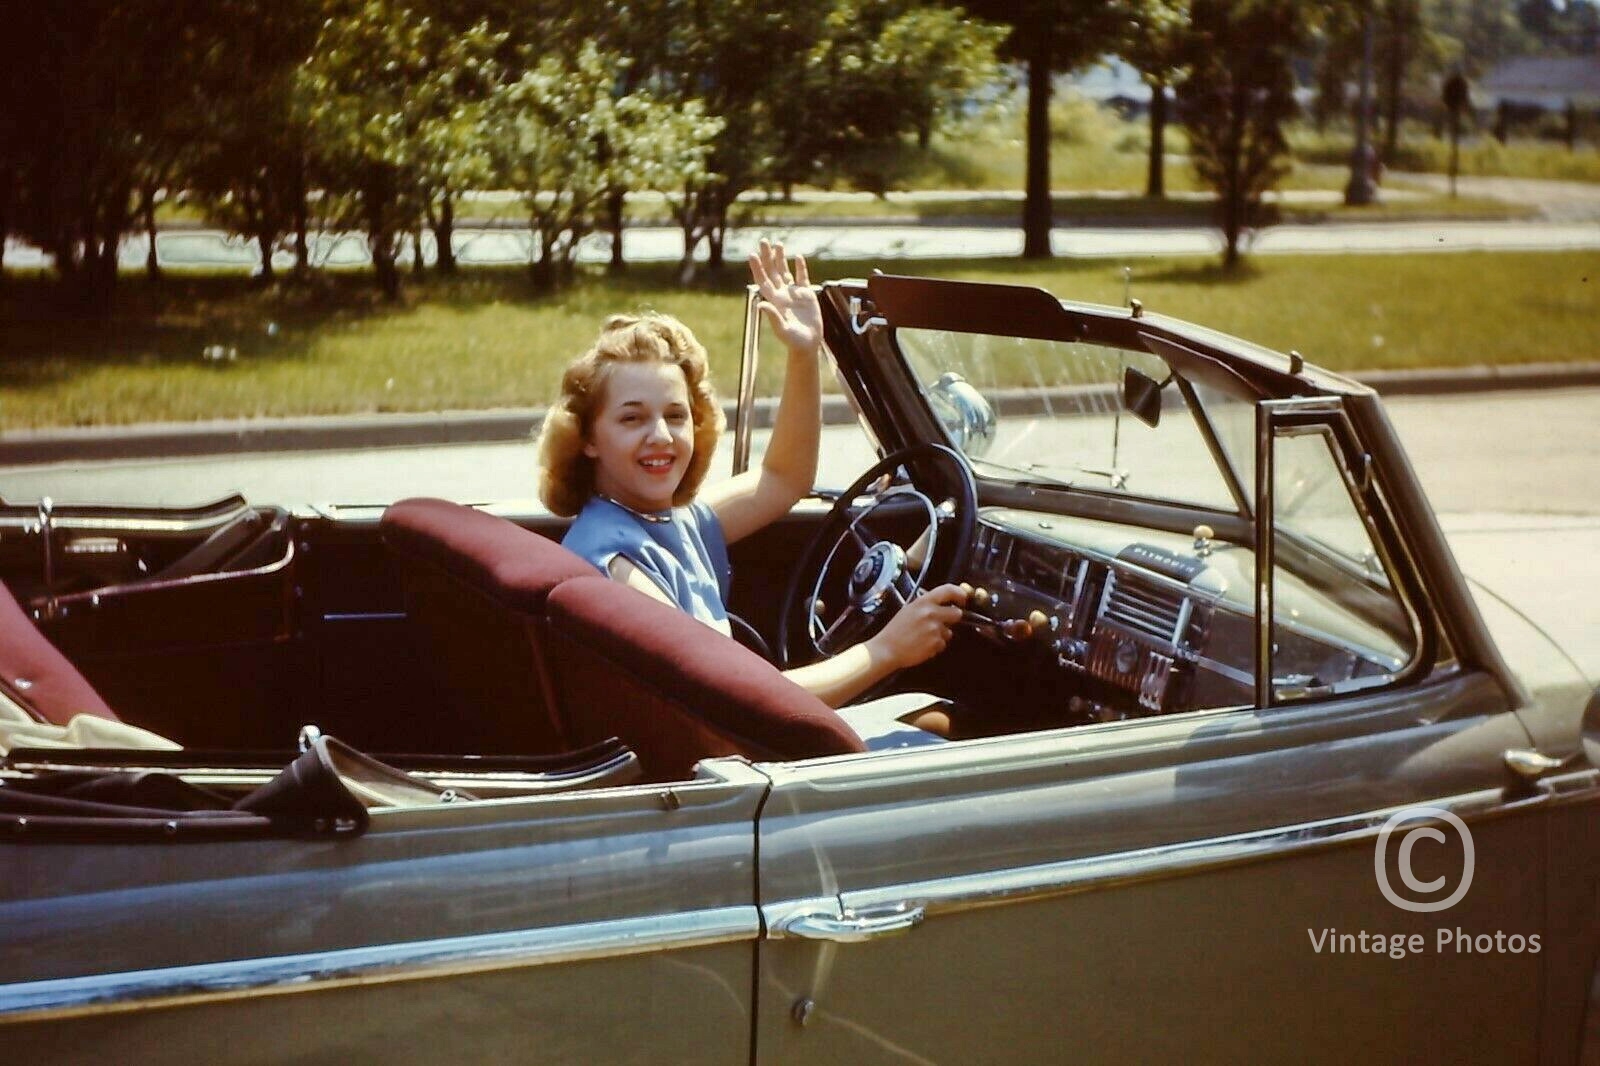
[[961, 0, 1142, 258], [626, 101, 725, 286], [1431, 0, 1531, 77], [300, 1, 504, 298], [1177, 0, 1306, 269], [1376, 0, 1441, 162], [1118, 0, 1192, 198], [7, 2, 214, 310], [772, 3, 1003, 195], [675, 2, 831, 272], [186, 0, 321, 284], [486, 44, 717, 288]]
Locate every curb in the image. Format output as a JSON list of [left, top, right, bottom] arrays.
[[4, 361, 1599, 466]]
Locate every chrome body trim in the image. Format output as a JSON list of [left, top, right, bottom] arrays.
[[0, 906, 757, 1024], [321, 611, 407, 623], [1254, 400, 1277, 707], [46, 537, 295, 610], [821, 779, 1597, 921], [0, 509, 252, 538], [1256, 398, 1430, 708]]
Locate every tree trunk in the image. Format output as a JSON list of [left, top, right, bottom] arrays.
[[372, 241, 400, 300], [531, 232, 555, 289], [256, 229, 276, 284], [1146, 82, 1168, 200], [677, 193, 702, 286], [707, 225, 725, 272], [607, 189, 625, 275], [1381, 21, 1404, 163], [411, 228, 425, 277], [435, 193, 457, 274], [1022, 37, 1054, 260], [1221, 83, 1245, 271], [142, 189, 161, 281], [706, 189, 729, 273], [86, 224, 120, 315], [292, 154, 310, 278], [0, 172, 10, 280], [365, 168, 400, 300], [1448, 109, 1461, 198]]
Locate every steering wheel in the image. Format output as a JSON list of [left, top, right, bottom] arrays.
[[778, 443, 977, 669]]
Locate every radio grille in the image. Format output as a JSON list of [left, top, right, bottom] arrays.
[[1103, 571, 1186, 645]]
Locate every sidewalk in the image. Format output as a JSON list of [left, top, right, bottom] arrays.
[[5, 360, 1598, 466]]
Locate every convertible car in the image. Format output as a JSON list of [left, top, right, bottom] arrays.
[[2, 273, 1597, 1063]]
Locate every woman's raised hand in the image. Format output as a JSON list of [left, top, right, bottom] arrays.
[[748, 239, 823, 356]]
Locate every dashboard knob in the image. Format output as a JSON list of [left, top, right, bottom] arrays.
[[1000, 618, 1032, 641], [971, 587, 991, 610]]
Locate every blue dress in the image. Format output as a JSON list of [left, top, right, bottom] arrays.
[[561, 495, 732, 629]]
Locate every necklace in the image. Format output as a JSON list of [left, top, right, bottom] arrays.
[[597, 493, 673, 524]]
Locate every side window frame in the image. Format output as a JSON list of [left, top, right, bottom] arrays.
[[1254, 397, 1433, 709]]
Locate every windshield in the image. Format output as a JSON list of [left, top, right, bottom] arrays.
[[894, 327, 1253, 512]]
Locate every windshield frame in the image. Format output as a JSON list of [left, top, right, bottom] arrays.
[[877, 316, 1260, 522]]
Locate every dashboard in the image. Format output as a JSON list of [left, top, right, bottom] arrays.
[[958, 508, 1405, 719]]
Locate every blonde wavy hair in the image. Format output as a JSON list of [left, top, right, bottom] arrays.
[[537, 313, 725, 517]]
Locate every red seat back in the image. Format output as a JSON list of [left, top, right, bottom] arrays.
[[380, 498, 596, 755], [0, 580, 119, 726], [546, 576, 864, 781]]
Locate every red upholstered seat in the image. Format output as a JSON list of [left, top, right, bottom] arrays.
[[546, 576, 865, 782], [0, 580, 119, 726], [380, 498, 597, 755]]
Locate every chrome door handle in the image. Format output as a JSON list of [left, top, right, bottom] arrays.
[[1505, 748, 1574, 783], [778, 904, 925, 943]]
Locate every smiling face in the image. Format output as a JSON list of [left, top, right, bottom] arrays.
[[583, 360, 695, 513]]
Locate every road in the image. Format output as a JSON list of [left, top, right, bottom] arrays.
[[4, 387, 1594, 515], [4, 221, 1598, 272]]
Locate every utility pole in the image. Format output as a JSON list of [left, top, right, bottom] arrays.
[[1345, 2, 1379, 206]]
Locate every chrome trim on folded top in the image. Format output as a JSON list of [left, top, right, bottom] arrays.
[[0, 906, 757, 1025], [835, 782, 1588, 920], [0, 510, 252, 537]]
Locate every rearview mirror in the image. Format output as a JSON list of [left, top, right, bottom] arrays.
[[1123, 367, 1171, 429], [928, 372, 996, 459]]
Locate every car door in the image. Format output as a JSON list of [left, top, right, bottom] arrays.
[[2, 757, 768, 1065], [748, 392, 1560, 1065]]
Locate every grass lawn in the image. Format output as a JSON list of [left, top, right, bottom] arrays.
[[2, 250, 1595, 430], [1292, 126, 1600, 184]]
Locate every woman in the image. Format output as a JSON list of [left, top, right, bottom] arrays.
[[537, 240, 966, 713]]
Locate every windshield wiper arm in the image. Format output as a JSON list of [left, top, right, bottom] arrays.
[[976, 458, 1132, 492]]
